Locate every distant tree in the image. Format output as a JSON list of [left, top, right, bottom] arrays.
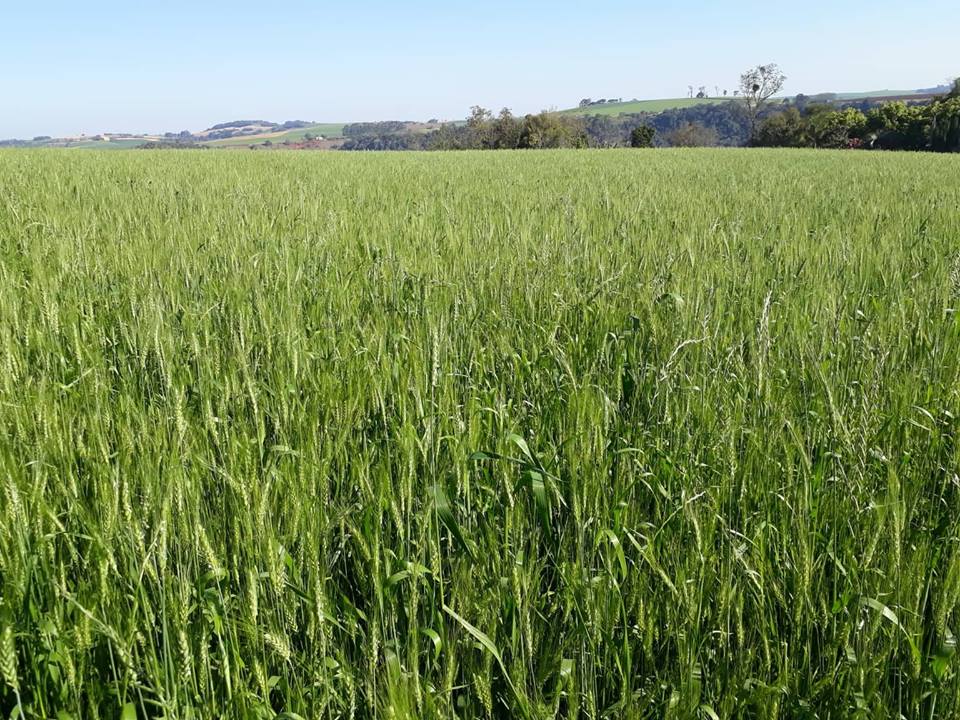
[[467, 106, 495, 147], [865, 102, 927, 150], [666, 122, 718, 147], [579, 98, 593, 108], [688, 85, 694, 99], [928, 97, 960, 152], [518, 112, 587, 149], [723, 89, 728, 97], [492, 108, 522, 149], [754, 103, 905, 150], [630, 125, 656, 148], [740, 64, 787, 137], [696, 86, 708, 99], [341, 133, 424, 151], [343, 121, 409, 137], [468, 106, 493, 127], [808, 106, 867, 148], [753, 107, 809, 147]]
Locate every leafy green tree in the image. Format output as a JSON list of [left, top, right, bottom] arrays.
[[753, 107, 808, 147], [629, 125, 655, 148], [866, 102, 928, 150], [808, 106, 867, 148], [467, 106, 496, 148], [518, 113, 587, 149], [927, 97, 960, 152], [491, 108, 522, 149]]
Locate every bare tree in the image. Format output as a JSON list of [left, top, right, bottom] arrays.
[[740, 64, 786, 137]]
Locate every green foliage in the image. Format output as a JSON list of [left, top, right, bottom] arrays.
[[928, 97, 960, 152], [757, 96, 959, 152], [516, 112, 587, 149], [629, 125, 655, 148], [764, 105, 871, 149], [808, 106, 868, 147], [753, 107, 810, 147], [865, 102, 929, 150], [428, 108, 588, 150], [1, 149, 960, 718], [343, 121, 411, 138]]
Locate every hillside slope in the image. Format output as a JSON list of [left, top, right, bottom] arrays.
[[202, 123, 346, 147], [562, 97, 734, 116]]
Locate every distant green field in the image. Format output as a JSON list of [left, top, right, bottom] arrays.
[[64, 139, 146, 150], [834, 89, 918, 100], [11, 138, 148, 150], [204, 123, 346, 147], [562, 97, 735, 116], [563, 90, 938, 117]]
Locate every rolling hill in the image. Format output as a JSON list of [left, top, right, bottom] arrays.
[[201, 123, 346, 147], [3, 82, 948, 149], [561, 87, 945, 117]]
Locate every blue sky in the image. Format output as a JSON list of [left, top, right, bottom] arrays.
[[1, 0, 956, 138]]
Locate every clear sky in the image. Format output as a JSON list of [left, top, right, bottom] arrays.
[[2, 0, 956, 138]]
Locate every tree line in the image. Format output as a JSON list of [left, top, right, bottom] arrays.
[[341, 109, 592, 151], [339, 66, 958, 154], [753, 79, 960, 152]]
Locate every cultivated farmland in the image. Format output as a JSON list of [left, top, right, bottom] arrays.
[[1, 149, 959, 718], [561, 98, 735, 116], [202, 124, 347, 148]]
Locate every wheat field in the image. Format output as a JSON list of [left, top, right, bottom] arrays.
[[1, 148, 960, 718]]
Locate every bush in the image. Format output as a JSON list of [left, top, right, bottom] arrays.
[[630, 125, 655, 148], [666, 122, 718, 147]]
